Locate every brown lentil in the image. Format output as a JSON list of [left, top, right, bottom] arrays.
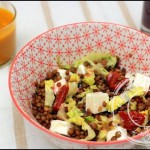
[[37, 103, 42, 107], [78, 103, 85, 109], [43, 111, 48, 115], [75, 130, 80, 136], [46, 72, 52, 79], [68, 128, 75, 135], [83, 61, 90, 67], [52, 69, 57, 75], [135, 128, 142, 133], [44, 106, 50, 112], [47, 114, 52, 119], [40, 82, 45, 88], [65, 70, 70, 75], [65, 76, 70, 82], [137, 103, 145, 111], [89, 123, 98, 130], [70, 67, 76, 73], [146, 91, 150, 97], [79, 135, 85, 139], [35, 114, 41, 120], [41, 116, 46, 121], [95, 115, 101, 121], [87, 108, 92, 116], [145, 101, 150, 107], [111, 136, 118, 141], [100, 59, 107, 67], [102, 101, 107, 107], [115, 131, 121, 138], [57, 82, 61, 87], [34, 81, 39, 87], [98, 106, 103, 112], [52, 115, 57, 120]]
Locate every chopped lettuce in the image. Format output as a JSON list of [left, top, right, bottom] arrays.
[[100, 115, 109, 123], [57, 56, 71, 69], [107, 87, 145, 112], [130, 101, 137, 111], [140, 110, 149, 126], [77, 88, 93, 98], [65, 97, 76, 111], [68, 116, 96, 141], [92, 65, 109, 78], [67, 106, 84, 118], [82, 68, 95, 86], [107, 96, 126, 112], [110, 114, 121, 125], [85, 116, 95, 123], [90, 85, 98, 90], [44, 80, 55, 107], [66, 98, 96, 140], [67, 82, 78, 97], [68, 116, 84, 126], [82, 76, 95, 86], [82, 122, 96, 141], [97, 130, 108, 141], [73, 52, 117, 68], [45, 80, 54, 90], [69, 73, 80, 82], [76, 85, 98, 98], [125, 87, 144, 99]]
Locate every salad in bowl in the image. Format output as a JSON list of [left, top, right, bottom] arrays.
[[31, 52, 150, 142], [9, 22, 150, 149]]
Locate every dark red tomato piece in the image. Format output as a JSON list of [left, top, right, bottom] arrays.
[[53, 85, 69, 112], [119, 111, 145, 131], [106, 71, 129, 91]]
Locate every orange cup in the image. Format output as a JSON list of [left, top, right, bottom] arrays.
[[0, 1, 16, 66]]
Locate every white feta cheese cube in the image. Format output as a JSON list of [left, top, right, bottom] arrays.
[[57, 69, 67, 79], [86, 92, 109, 114], [50, 120, 72, 136], [77, 64, 86, 75], [133, 73, 150, 94], [54, 79, 66, 94], [106, 126, 127, 141], [125, 73, 135, 90]]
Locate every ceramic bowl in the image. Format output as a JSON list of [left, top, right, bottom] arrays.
[[9, 22, 150, 149]]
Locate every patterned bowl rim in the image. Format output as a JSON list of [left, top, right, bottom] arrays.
[[9, 22, 150, 146]]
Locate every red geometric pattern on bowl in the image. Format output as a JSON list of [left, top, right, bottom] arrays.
[[9, 22, 150, 149]]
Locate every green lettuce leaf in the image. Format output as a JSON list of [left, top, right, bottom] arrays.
[[69, 73, 80, 82], [67, 82, 78, 97], [44, 80, 55, 107], [66, 98, 96, 140], [92, 64, 109, 78], [77, 88, 93, 98], [85, 116, 95, 122], [57, 56, 71, 69], [73, 52, 117, 68], [107, 87, 145, 112], [77, 85, 98, 98], [97, 130, 108, 141], [82, 68, 95, 86]]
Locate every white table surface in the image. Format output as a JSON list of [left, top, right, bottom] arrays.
[[0, 1, 148, 149]]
